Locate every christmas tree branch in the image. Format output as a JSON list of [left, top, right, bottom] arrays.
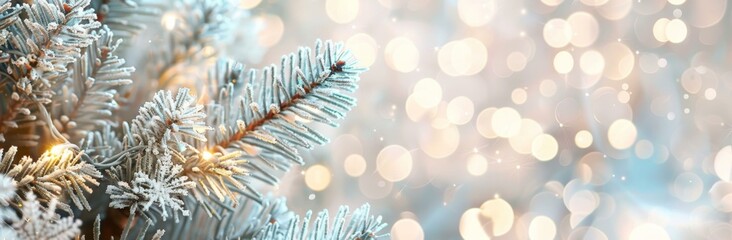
[[0, 0, 101, 145], [0, 145, 102, 211], [206, 40, 362, 190], [52, 25, 134, 143]]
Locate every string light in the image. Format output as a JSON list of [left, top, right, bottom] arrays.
[[50, 145, 64, 155], [201, 151, 214, 161]]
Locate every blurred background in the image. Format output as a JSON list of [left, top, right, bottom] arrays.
[[232, 0, 732, 239]]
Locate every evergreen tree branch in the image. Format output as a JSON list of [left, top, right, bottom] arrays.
[[0, 145, 102, 211], [52, 25, 134, 144], [12, 192, 82, 240], [0, 0, 101, 145], [105, 88, 207, 222], [202, 40, 362, 199]]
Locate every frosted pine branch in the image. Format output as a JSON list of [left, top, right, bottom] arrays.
[[92, 0, 159, 40], [0, 145, 101, 211], [106, 156, 194, 222], [0, 0, 101, 145], [123, 0, 235, 114], [12, 192, 82, 240], [105, 88, 206, 223], [253, 204, 387, 240], [205, 40, 363, 193], [52, 25, 134, 143]]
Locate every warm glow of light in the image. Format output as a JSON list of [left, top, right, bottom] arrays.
[[575, 130, 594, 149], [511, 88, 528, 105], [346, 33, 378, 67], [580, 50, 605, 75], [607, 119, 637, 150], [50, 145, 64, 155], [459, 208, 490, 239], [239, 0, 261, 9], [653, 18, 670, 42], [665, 19, 688, 43], [509, 118, 543, 154], [601, 42, 634, 80], [457, 0, 496, 27], [420, 125, 460, 158], [554, 51, 574, 74], [201, 151, 214, 161], [714, 146, 732, 181], [439, 38, 488, 76], [161, 12, 178, 31], [255, 14, 284, 47], [446, 96, 475, 125], [476, 108, 498, 139], [304, 164, 332, 191], [506, 52, 527, 72], [325, 0, 359, 24], [543, 18, 573, 48], [567, 12, 599, 47], [412, 78, 442, 108], [492, 107, 522, 138], [479, 198, 515, 236], [629, 224, 670, 240], [668, 0, 685, 5], [377, 145, 413, 182], [529, 216, 557, 240], [532, 134, 559, 161], [344, 154, 367, 177], [541, 0, 564, 6], [467, 154, 488, 176], [391, 218, 424, 240], [385, 37, 420, 73]]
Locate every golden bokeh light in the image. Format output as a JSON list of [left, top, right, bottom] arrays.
[[346, 33, 378, 67], [491, 107, 522, 138], [412, 78, 442, 108], [543, 18, 573, 48], [459, 208, 490, 240], [553, 51, 574, 74], [532, 134, 559, 161], [238, 0, 261, 9], [420, 125, 460, 158], [391, 218, 425, 240], [567, 12, 599, 47], [607, 119, 637, 150], [509, 118, 544, 154], [629, 224, 670, 240], [476, 108, 499, 139], [466, 154, 488, 176], [325, 0, 359, 24], [446, 96, 475, 125], [511, 88, 528, 105], [579, 50, 605, 75], [479, 198, 515, 237], [255, 14, 284, 47], [528, 216, 556, 240], [344, 154, 367, 177], [438, 38, 488, 76], [575, 130, 594, 149], [304, 164, 332, 191], [377, 145, 413, 182], [385, 37, 420, 73], [457, 0, 496, 27], [665, 19, 688, 43]]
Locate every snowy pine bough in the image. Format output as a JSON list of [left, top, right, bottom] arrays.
[[0, 0, 388, 239]]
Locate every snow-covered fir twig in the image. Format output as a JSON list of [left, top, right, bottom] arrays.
[[0, 145, 101, 211], [51, 25, 134, 144], [0, 0, 101, 145], [0, 0, 387, 239]]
